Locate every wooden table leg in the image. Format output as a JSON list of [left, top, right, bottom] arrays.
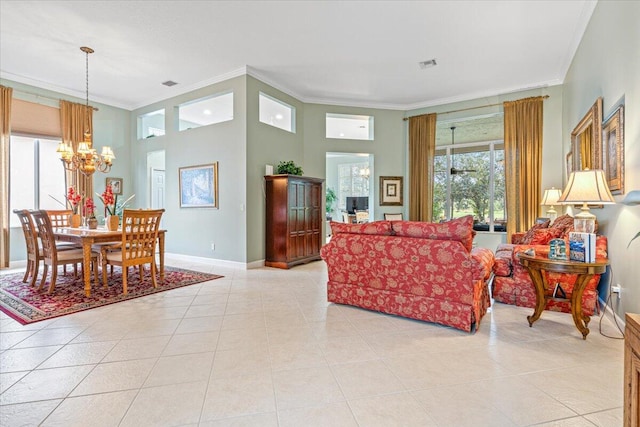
[[82, 240, 93, 297], [571, 273, 594, 339], [159, 232, 165, 281], [525, 268, 547, 327]]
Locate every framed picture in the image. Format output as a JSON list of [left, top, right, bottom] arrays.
[[105, 177, 123, 195], [179, 162, 218, 208], [602, 105, 624, 194], [379, 176, 403, 206]]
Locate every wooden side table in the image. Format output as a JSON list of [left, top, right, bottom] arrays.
[[517, 253, 609, 339]]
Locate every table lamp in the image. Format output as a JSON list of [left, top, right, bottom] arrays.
[[541, 187, 562, 222], [557, 169, 615, 233]]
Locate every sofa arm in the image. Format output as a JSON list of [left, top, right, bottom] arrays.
[[471, 247, 495, 281]]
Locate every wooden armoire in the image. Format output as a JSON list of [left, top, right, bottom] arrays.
[[265, 174, 324, 269]]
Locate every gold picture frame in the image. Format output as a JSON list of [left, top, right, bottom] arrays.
[[602, 105, 624, 194], [379, 176, 403, 206], [105, 177, 123, 195], [179, 162, 219, 208], [571, 97, 603, 172]]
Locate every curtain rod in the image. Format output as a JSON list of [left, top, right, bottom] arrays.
[[403, 95, 549, 121], [11, 88, 99, 111]]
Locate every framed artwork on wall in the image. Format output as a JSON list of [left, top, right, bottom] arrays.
[[602, 105, 624, 194], [105, 177, 123, 195], [179, 162, 219, 208], [380, 176, 403, 206]]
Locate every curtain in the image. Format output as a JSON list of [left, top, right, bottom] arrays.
[[408, 113, 437, 222], [0, 85, 12, 268], [504, 96, 544, 240], [60, 100, 93, 209]]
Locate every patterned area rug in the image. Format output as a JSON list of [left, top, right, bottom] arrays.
[[0, 267, 223, 325]]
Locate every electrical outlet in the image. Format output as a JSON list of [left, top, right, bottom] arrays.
[[611, 284, 621, 294], [210, 243, 215, 251]]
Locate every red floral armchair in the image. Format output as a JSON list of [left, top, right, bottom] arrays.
[[492, 214, 608, 315]]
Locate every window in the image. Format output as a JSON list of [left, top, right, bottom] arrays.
[[326, 113, 374, 140], [337, 162, 369, 211], [259, 92, 295, 133], [433, 141, 505, 232], [9, 135, 66, 227], [137, 109, 165, 139], [177, 92, 234, 131]]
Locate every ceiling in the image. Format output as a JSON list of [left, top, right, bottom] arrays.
[[0, 1, 596, 112]]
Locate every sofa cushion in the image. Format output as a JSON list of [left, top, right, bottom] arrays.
[[527, 227, 564, 245], [391, 215, 475, 252], [519, 219, 550, 244], [329, 220, 392, 236]]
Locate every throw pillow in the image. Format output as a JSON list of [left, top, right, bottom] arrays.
[[519, 219, 550, 244], [330, 220, 392, 236], [391, 215, 475, 252], [549, 214, 574, 233], [528, 227, 564, 245]]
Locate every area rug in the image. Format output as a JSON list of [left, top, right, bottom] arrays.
[[0, 267, 223, 325]]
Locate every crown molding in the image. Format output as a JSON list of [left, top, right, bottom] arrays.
[[0, 70, 132, 110]]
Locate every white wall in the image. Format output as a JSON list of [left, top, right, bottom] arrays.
[[563, 0, 640, 315]]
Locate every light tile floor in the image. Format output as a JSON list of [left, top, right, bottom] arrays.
[[0, 256, 625, 426]]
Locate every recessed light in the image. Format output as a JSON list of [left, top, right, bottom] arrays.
[[275, 113, 284, 120], [339, 133, 345, 137], [203, 109, 211, 115], [418, 59, 437, 69]]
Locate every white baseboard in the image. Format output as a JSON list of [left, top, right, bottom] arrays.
[[599, 296, 627, 330], [165, 252, 265, 270]]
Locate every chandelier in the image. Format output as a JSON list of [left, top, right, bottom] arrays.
[[57, 46, 115, 175]]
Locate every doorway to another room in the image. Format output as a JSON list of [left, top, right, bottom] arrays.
[[325, 152, 374, 226], [147, 150, 165, 210]]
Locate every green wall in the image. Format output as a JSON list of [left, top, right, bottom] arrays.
[[563, 0, 640, 316], [245, 77, 305, 264], [130, 75, 248, 263]]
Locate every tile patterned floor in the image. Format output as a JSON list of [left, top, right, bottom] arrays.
[[0, 256, 625, 426]]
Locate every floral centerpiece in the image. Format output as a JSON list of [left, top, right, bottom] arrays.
[[66, 187, 82, 227], [98, 184, 120, 230], [84, 198, 98, 229]]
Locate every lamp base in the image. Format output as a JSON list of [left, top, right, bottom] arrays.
[[546, 206, 558, 224], [574, 204, 596, 234]]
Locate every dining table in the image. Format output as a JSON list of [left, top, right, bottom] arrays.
[[52, 226, 166, 297]]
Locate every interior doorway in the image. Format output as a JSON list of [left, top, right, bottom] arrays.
[[147, 150, 165, 209], [325, 152, 374, 223]]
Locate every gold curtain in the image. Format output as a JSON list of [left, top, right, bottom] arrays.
[[60, 100, 93, 207], [504, 96, 544, 240], [0, 85, 13, 268], [408, 113, 437, 221]]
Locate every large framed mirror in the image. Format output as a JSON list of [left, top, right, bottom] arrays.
[[571, 97, 603, 171]]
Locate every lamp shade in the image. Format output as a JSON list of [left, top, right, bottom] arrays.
[[541, 187, 562, 206], [622, 190, 640, 206], [557, 169, 615, 205]]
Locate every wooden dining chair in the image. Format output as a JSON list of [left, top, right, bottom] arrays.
[[31, 210, 99, 294], [13, 209, 43, 287], [100, 209, 164, 295], [355, 211, 369, 223], [45, 209, 82, 274], [383, 213, 403, 221]]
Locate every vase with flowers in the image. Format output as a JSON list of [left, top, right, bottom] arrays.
[[85, 198, 98, 229], [98, 184, 119, 231], [66, 187, 82, 228]]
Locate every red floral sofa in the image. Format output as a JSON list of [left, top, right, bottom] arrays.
[[320, 216, 495, 333], [492, 214, 608, 315]]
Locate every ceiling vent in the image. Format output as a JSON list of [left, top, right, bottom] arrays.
[[162, 80, 178, 87], [418, 59, 437, 69]]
